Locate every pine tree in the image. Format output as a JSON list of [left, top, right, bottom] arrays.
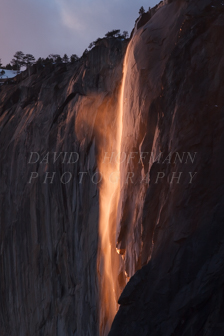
[[44, 57, 52, 65], [62, 54, 69, 63], [23, 54, 35, 68], [88, 42, 94, 49], [11, 51, 25, 72], [105, 29, 121, 38], [70, 54, 79, 63], [35, 57, 45, 69], [122, 31, 129, 39], [56, 56, 62, 64], [82, 49, 88, 57], [5, 63, 12, 70], [139, 6, 145, 15], [48, 54, 61, 63]]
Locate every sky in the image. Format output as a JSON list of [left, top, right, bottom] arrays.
[[0, 0, 158, 66]]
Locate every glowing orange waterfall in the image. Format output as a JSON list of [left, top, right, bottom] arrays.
[[98, 43, 130, 335]]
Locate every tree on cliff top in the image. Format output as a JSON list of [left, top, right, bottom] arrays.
[[48, 54, 61, 63], [122, 31, 129, 39], [11, 51, 25, 71], [82, 49, 88, 57], [88, 38, 102, 50], [105, 29, 121, 38], [55, 55, 62, 64], [23, 54, 35, 68], [70, 54, 79, 63], [5, 63, 12, 70], [62, 54, 69, 63], [139, 6, 145, 15]]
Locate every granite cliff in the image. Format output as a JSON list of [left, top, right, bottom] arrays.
[[110, 0, 224, 335], [0, 37, 127, 336]]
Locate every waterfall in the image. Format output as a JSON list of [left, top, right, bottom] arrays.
[[98, 42, 131, 335]]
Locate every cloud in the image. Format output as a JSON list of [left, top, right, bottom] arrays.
[[0, 0, 159, 65]]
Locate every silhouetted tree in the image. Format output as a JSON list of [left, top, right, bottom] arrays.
[[5, 63, 12, 70], [48, 54, 60, 63], [55, 55, 62, 64], [88, 37, 105, 49], [36, 57, 43, 64], [70, 54, 79, 63], [139, 6, 145, 15], [12, 64, 18, 70], [11, 51, 25, 72], [39, 57, 50, 66], [0, 59, 2, 68], [0, 70, 5, 77], [122, 31, 129, 39], [88, 42, 94, 49], [62, 54, 69, 63], [35, 57, 45, 69], [82, 49, 88, 57], [44, 57, 52, 64], [23, 54, 35, 68], [105, 29, 121, 38]]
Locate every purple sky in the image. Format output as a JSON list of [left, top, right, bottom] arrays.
[[0, 0, 158, 65]]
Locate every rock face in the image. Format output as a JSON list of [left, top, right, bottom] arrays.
[[1, 0, 224, 335], [110, 0, 224, 335], [0, 38, 127, 336]]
